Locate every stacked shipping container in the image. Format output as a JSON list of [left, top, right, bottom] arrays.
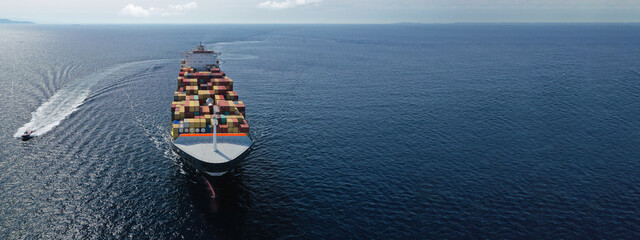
[[171, 64, 249, 139]]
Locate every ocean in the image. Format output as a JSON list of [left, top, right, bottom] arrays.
[[1, 24, 640, 239]]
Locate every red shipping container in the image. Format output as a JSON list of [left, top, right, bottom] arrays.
[[217, 101, 230, 113], [239, 121, 249, 132]]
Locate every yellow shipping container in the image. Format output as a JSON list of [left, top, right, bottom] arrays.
[[226, 114, 243, 121], [171, 124, 180, 139], [198, 90, 210, 100], [173, 93, 186, 101]]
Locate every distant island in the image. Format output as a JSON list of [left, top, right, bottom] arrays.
[[0, 19, 34, 24]]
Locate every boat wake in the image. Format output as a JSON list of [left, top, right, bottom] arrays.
[[219, 53, 259, 60], [14, 59, 170, 138], [14, 89, 89, 138], [206, 41, 261, 60]]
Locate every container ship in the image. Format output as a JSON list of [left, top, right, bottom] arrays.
[[170, 43, 253, 176]]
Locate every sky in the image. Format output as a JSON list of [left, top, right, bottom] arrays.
[[1, 0, 640, 24]]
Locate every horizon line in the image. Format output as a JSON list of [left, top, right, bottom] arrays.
[[10, 21, 640, 25]]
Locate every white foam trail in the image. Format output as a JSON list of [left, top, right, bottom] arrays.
[[14, 59, 170, 138], [219, 53, 259, 60], [14, 89, 89, 138], [205, 41, 262, 60]]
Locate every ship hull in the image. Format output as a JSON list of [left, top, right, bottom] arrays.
[[170, 140, 252, 176]]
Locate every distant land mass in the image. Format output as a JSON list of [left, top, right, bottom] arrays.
[[0, 19, 34, 24], [393, 22, 424, 25]]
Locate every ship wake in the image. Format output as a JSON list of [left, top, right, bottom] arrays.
[[14, 59, 170, 138]]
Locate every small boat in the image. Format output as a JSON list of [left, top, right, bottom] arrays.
[[21, 130, 35, 141]]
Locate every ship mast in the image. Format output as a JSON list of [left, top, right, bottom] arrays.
[[207, 98, 218, 152], [213, 115, 218, 152], [196, 41, 205, 51]]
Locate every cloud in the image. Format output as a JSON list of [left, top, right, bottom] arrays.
[[257, 0, 321, 10], [169, 2, 198, 12], [121, 4, 150, 17], [120, 2, 198, 17]]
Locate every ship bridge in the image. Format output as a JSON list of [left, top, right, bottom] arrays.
[[183, 43, 220, 71]]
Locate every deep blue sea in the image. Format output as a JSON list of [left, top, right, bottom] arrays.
[[1, 24, 640, 239]]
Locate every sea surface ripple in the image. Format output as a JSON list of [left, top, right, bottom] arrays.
[[0, 24, 640, 239]]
